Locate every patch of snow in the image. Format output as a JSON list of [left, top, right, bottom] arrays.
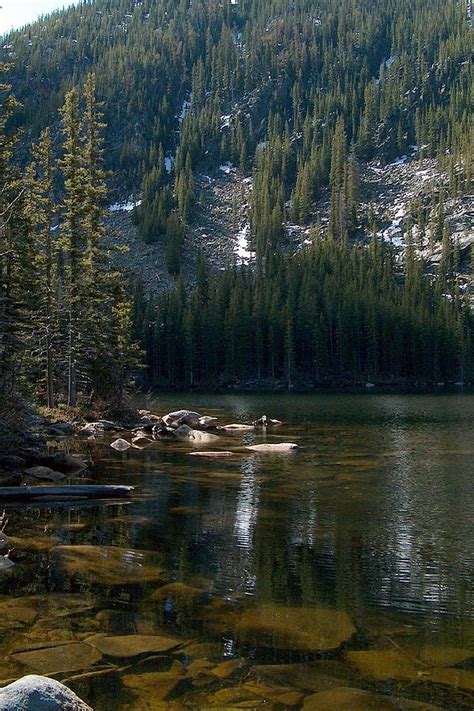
[[221, 114, 232, 129], [385, 55, 397, 69], [219, 162, 233, 174], [201, 175, 213, 184], [164, 156, 173, 173], [177, 94, 191, 130], [416, 168, 433, 181], [389, 155, 408, 166], [242, 177, 253, 185], [234, 224, 255, 264], [109, 198, 141, 212]]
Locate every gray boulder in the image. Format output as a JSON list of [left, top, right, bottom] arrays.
[[23, 466, 65, 483], [174, 425, 220, 443], [0, 674, 92, 710], [110, 438, 131, 451], [43, 453, 86, 473], [46, 422, 75, 437], [162, 410, 202, 427]]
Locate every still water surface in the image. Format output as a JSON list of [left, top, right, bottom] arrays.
[[1, 394, 473, 709]]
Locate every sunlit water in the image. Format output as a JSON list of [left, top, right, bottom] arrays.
[[1, 394, 473, 709]]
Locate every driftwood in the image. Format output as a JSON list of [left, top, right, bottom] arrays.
[[0, 485, 134, 501]]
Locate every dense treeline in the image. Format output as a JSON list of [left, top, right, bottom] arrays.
[[0, 69, 138, 409], [132, 242, 472, 389], [2, 0, 472, 264]]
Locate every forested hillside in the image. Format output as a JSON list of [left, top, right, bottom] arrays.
[[0, 0, 472, 398]]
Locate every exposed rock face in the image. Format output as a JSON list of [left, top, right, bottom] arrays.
[[0, 675, 92, 711], [107, 154, 471, 296]]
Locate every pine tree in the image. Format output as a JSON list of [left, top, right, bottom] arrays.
[[24, 128, 57, 407], [59, 87, 88, 406]]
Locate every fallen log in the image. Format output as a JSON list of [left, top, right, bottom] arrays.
[[0, 485, 134, 501]]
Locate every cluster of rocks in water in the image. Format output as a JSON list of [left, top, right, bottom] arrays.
[[66, 408, 296, 456]]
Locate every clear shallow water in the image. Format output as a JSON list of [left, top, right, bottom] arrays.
[[1, 394, 473, 709]]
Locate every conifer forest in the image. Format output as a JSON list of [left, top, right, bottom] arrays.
[[0, 0, 472, 402]]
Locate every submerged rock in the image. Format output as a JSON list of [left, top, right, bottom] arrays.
[[188, 451, 234, 458], [245, 443, 298, 453], [150, 582, 206, 611], [121, 665, 185, 704], [8, 534, 58, 552], [234, 605, 355, 651], [51, 544, 164, 585], [11, 641, 102, 675], [301, 686, 442, 710], [346, 648, 474, 689], [205, 681, 302, 707], [86, 633, 182, 657], [0, 675, 92, 711]]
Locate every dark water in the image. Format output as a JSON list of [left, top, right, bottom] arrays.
[[1, 394, 473, 709]]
